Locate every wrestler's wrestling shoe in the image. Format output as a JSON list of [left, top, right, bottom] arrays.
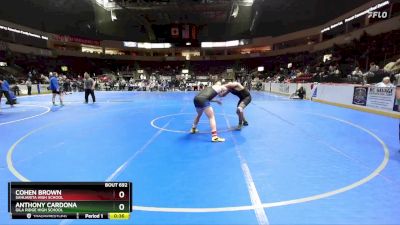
[[212, 136, 225, 142], [190, 127, 199, 134]]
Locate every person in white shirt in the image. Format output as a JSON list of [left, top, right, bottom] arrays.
[[352, 67, 363, 76], [348, 67, 363, 83], [26, 79, 32, 95], [375, 77, 394, 87]]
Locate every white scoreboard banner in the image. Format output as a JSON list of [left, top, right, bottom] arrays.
[[366, 87, 395, 111]]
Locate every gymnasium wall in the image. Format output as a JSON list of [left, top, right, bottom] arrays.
[[263, 82, 399, 118]]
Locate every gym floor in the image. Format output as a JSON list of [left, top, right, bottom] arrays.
[[0, 91, 399, 225]]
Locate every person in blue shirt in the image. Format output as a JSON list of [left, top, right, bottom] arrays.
[[49, 73, 64, 106], [0, 76, 14, 107]]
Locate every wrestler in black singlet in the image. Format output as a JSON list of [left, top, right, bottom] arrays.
[[230, 88, 252, 109], [193, 87, 218, 109]]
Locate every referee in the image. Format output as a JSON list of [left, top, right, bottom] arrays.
[[84, 72, 96, 104], [49, 73, 64, 106]]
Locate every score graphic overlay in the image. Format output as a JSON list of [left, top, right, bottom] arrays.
[[8, 182, 132, 220]]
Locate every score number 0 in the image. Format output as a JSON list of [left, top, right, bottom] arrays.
[[119, 191, 125, 211]]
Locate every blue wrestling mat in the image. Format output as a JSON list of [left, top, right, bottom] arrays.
[[0, 91, 399, 225]]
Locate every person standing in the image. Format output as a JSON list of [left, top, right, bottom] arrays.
[[49, 73, 64, 106], [0, 76, 14, 108], [26, 79, 32, 95], [84, 72, 96, 104]]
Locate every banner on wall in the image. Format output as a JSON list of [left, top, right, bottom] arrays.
[[311, 87, 318, 98], [278, 83, 290, 94], [352, 87, 368, 106], [366, 87, 395, 111], [396, 86, 400, 112], [182, 25, 190, 39]]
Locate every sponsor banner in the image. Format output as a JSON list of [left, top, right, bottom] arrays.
[[395, 86, 400, 112], [270, 83, 297, 95], [53, 35, 100, 46], [312, 87, 318, 98], [352, 86, 368, 106], [396, 86, 400, 106], [197, 76, 209, 80], [263, 82, 271, 92], [278, 83, 290, 94], [366, 87, 395, 111]]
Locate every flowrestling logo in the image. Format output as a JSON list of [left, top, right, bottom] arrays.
[[368, 11, 388, 19]]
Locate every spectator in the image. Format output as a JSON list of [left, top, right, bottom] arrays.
[[12, 85, 20, 96], [348, 67, 363, 83], [289, 86, 306, 99], [352, 67, 363, 77], [120, 78, 126, 91], [128, 78, 134, 91], [26, 79, 32, 95], [375, 77, 394, 87], [369, 62, 380, 73]]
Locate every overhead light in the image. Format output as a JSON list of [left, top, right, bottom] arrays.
[[201, 40, 240, 48], [258, 66, 264, 72], [232, 4, 239, 18], [123, 42, 171, 49], [123, 42, 137, 47], [201, 42, 213, 48], [186, 42, 191, 46], [226, 40, 240, 47], [96, 0, 120, 11], [238, 0, 254, 6], [136, 42, 172, 49], [111, 10, 117, 21]]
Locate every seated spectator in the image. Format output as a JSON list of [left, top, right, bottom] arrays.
[[348, 67, 363, 83], [352, 67, 363, 77], [360, 63, 379, 84], [375, 77, 394, 87], [369, 62, 380, 73], [289, 86, 306, 99]]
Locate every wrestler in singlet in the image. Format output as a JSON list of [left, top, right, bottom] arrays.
[[191, 83, 226, 142], [193, 85, 224, 110], [223, 82, 251, 129], [230, 87, 252, 110]]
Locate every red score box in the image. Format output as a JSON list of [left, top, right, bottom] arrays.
[[112, 189, 130, 201]]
